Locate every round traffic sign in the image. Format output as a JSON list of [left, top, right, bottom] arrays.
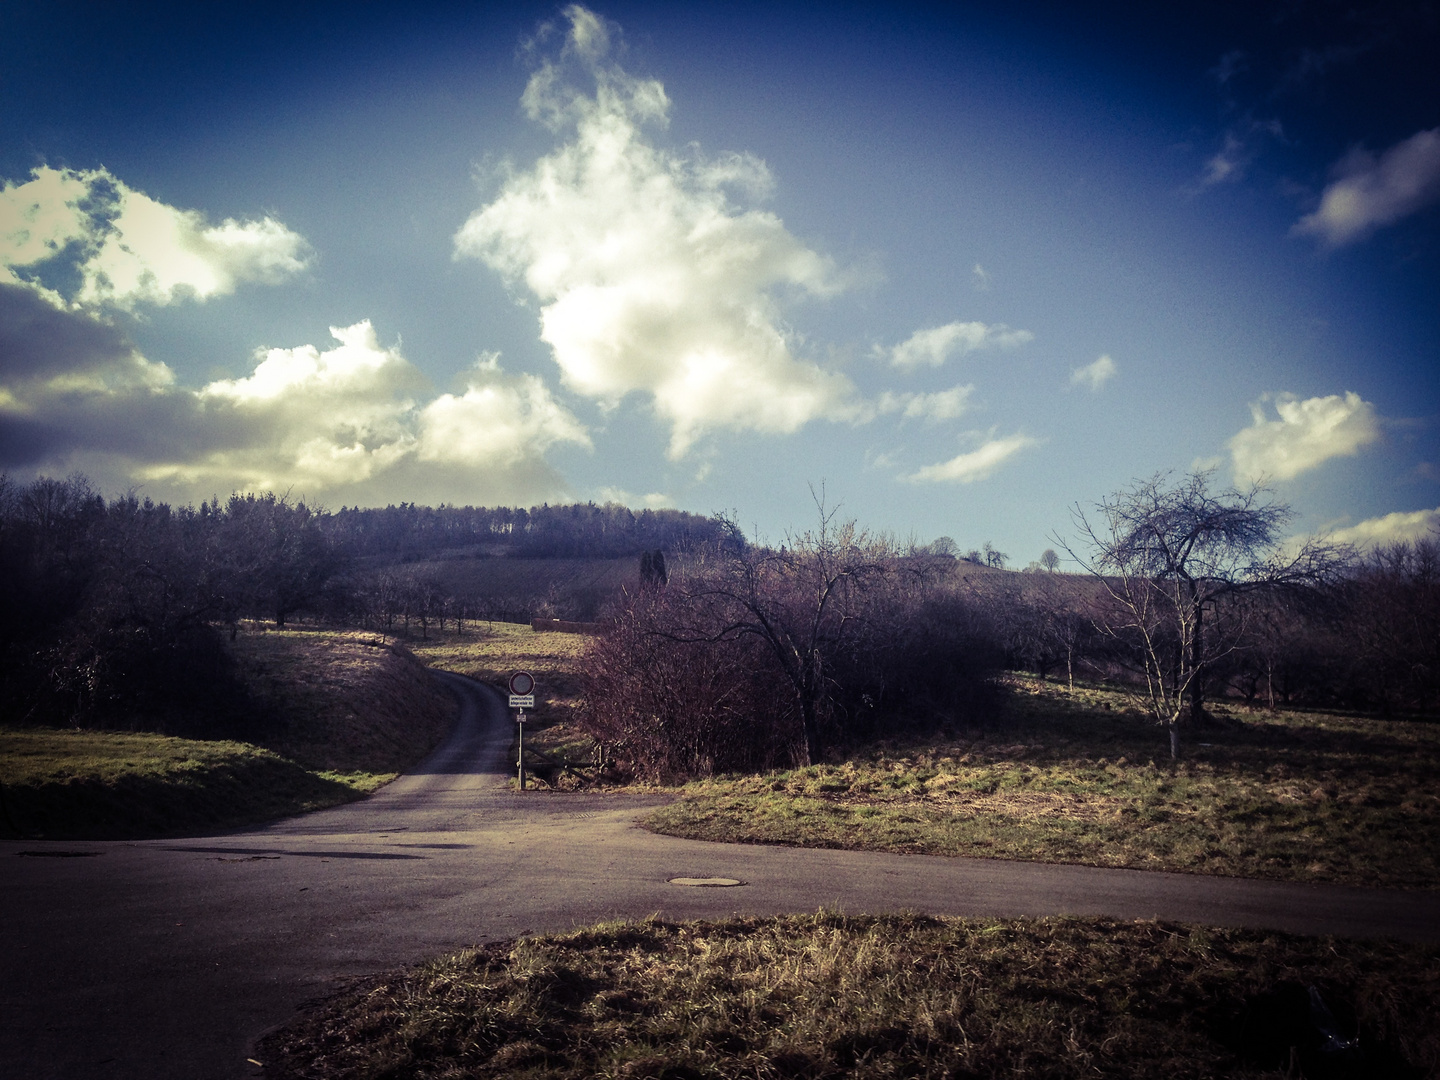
[[509, 671, 535, 696]]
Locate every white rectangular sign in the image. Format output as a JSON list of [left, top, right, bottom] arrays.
[[509, 694, 535, 709]]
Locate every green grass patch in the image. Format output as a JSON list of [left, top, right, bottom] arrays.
[[1, 628, 455, 839], [410, 623, 590, 749], [645, 677, 1440, 889], [257, 911, 1440, 1079], [0, 728, 389, 839]]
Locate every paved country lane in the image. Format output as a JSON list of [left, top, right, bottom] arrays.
[[4, 673, 1437, 1079]]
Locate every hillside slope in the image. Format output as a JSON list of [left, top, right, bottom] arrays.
[[1, 630, 455, 839]]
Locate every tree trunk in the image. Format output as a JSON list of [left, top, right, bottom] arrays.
[[1188, 596, 1206, 727], [797, 695, 822, 766], [1168, 720, 1180, 760]]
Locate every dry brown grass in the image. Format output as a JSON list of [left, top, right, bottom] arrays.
[[645, 677, 1440, 888], [258, 911, 1440, 1079]]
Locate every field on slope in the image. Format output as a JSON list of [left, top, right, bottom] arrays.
[[1, 630, 454, 840], [648, 677, 1440, 889], [370, 553, 638, 621]]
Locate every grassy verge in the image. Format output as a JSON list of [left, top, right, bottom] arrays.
[[0, 728, 387, 839], [257, 911, 1439, 1079], [645, 678, 1440, 889], [1, 628, 454, 839]]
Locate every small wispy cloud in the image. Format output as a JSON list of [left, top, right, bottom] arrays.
[[1227, 391, 1380, 484], [876, 385, 974, 422], [1320, 507, 1440, 550], [1186, 117, 1283, 196], [971, 263, 989, 290], [1292, 127, 1440, 247], [1070, 354, 1116, 391], [885, 321, 1032, 370], [598, 486, 673, 509], [905, 431, 1038, 484], [1208, 49, 1246, 87], [1201, 134, 1248, 187]]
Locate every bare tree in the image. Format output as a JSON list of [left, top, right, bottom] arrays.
[[928, 536, 959, 558], [981, 541, 1008, 569], [578, 586, 790, 779], [679, 495, 898, 764], [1059, 470, 1344, 758]]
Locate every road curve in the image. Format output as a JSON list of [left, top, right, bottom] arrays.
[[3, 673, 1437, 1080]]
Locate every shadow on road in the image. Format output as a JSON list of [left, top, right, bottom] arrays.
[[163, 845, 429, 860]]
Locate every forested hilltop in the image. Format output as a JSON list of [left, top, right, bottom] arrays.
[[328, 501, 727, 560]]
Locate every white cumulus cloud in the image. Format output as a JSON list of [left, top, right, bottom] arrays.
[[0, 306, 589, 505], [1227, 391, 1380, 484], [906, 432, 1038, 484], [454, 6, 858, 458], [0, 166, 310, 310], [886, 321, 1033, 369], [187, 321, 426, 490], [1292, 127, 1440, 247], [1322, 507, 1440, 550], [417, 352, 592, 469], [1070, 354, 1116, 391]]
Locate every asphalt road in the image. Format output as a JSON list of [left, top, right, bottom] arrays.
[[3, 672, 1437, 1080]]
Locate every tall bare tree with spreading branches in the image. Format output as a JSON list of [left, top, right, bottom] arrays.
[[1060, 470, 1346, 758]]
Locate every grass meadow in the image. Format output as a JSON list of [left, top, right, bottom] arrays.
[[647, 676, 1440, 889]]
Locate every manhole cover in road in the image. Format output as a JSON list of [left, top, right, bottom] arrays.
[[668, 876, 744, 887]]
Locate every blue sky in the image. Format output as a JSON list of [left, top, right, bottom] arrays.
[[2, 1, 1436, 562]]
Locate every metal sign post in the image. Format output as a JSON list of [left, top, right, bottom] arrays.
[[508, 671, 536, 792], [516, 707, 526, 790]]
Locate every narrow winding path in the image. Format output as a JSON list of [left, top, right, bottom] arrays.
[[3, 673, 1436, 1079]]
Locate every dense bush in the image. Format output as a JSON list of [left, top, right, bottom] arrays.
[[576, 514, 1008, 780], [578, 586, 795, 779]]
